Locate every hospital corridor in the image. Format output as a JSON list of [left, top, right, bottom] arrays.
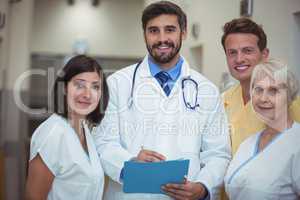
[[0, 0, 300, 199]]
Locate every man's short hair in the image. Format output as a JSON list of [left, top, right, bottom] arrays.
[[142, 1, 187, 32], [221, 17, 267, 51]]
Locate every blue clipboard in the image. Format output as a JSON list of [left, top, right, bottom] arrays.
[[123, 159, 189, 194]]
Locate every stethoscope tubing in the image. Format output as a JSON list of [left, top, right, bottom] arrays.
[[128, 61, 199, 110]]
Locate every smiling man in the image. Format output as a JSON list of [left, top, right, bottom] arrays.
[[144, 14, 183, 68], [221, 18, 300, 154], [95, 1, 231, 200]]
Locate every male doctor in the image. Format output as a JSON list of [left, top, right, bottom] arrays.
[[95, 1, 231, 200]]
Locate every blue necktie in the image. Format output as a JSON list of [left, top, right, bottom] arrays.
[[155, 71, 171, 96]]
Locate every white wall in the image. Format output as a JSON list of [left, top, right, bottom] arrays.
[[291, 12, 300, 78], [1, 1, 34, 199], [289, 0, 300, 78], [31, 0, 240, 85], [252, 0, 300, 79], [30, 0, 300, 85], [0, 0, 9, 90], [6, 0, 33, 90], [253, 0, 290, 62], [31, 0, 146, 58], [182, 0, 300, 85], [182, 0, 240, 85]]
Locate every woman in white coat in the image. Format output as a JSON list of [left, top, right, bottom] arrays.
[[25, 55, 109, 200], [224, 59, 300, 199]]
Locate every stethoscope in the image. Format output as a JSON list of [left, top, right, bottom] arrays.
[[128, 61, 200, 110]]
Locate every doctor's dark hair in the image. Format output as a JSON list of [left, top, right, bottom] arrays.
[[142, 1, 187, 32], [53, 55, 109, 126], [221, 17, 267, 51]]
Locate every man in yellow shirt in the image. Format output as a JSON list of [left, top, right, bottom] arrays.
[[221, 17, 300, 154], [220, 17, 300, 200]]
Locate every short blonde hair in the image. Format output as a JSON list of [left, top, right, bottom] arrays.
[[250, 59, 299, 105]]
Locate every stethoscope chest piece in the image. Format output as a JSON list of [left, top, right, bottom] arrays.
[[182, 76, 199, 110]]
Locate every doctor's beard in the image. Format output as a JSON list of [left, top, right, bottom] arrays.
[[146, 38, 182, 64]]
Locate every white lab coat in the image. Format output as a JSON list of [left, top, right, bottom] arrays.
[[94, 55, 231, 200], [30, 114, 104, 200], [224, 122, 300, 200]]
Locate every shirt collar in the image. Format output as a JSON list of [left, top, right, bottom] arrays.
[[148, 56, 183, 81]]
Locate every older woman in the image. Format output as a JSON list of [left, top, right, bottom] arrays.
[[224, 59, 300, 200]]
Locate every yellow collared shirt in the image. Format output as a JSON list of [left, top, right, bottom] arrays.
[[223, 84, 300, 155]]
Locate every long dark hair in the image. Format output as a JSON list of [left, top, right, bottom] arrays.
[[53, 55, 109, 125]]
